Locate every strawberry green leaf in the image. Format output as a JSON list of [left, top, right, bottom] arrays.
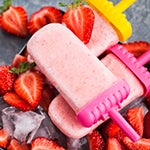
[[0, 0, 12, 14], [9, 62, 36, 75]]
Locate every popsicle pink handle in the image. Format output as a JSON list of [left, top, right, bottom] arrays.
[[109, 45, 150, 95], [109, 108, 140, 142], [137, 50, 150, 65], [77, 79, 130, 127], [77, 79, 140, 141]]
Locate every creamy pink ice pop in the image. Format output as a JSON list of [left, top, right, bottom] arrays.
[[81, 0, 136, 56], [85, 7, 119, 56], [27, 23, 140, 141], [27, 23, 118, 113], [49, 44, 150, 139]]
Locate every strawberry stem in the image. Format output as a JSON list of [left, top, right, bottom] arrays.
[[0, 0, 12, 14], [9, 62, 36, 75]]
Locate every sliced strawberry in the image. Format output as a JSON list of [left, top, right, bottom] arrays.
[[14, 70, 44, 108], [7, 138, 30, 150], [143, 111, 150, 138], [88, 130, 105, 150], [61, 0, 95, 44], [0, 65, 16, 96], [105, 138, 122, 150], [0, 128, 10, 148], [126, 107, 144, 137], [0, 15, 2, 27], [11, 54, 27, 68], [146, 94, 150, 107], [28, 6, 63, 35], [31, 137, 65, 150], [100, 119, 125, 140], [39, 84, 56, 112], [3, 91, 34, 111], [122, 41, 150, 57], [1, 5, 28, 37], [123, 137, 150, 150]]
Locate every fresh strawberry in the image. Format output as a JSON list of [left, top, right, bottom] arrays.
[[0, 15, 2, 27], [0, 65, 16, 96], [11, 54, 27, 68], [39, 84, 56, 112], [3, 91, 34, 111], [88, 130, 105, 150], [7, 138, 30, 150], [31, 137, 65, 150], [0, 128, 10, 148], [146, 94, 150, 107], [143, 111, 150, 138], [14, 70, 44, 108], [123, 137, 150, 150], [105, 138, 122, 150], [100, 119, 125, 141], [28, 6, 63, 35], [0, 0, 28, 37], [126, 107, 144, 137], [122, 41, 150, 57], [60, 0, 95, 44]]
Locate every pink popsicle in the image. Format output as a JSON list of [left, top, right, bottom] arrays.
[[27, 23, 140, 141], [49, 45, 150, 139], [27, 23, 118, 113], [85, 7, 119, 56]]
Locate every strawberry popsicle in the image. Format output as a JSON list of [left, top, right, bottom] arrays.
[[85, 0, 136, 56], [27, 23, 140, 142], [49, 45, 150, 139]]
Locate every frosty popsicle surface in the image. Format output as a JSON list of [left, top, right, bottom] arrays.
[[27, 23, 140, 141]]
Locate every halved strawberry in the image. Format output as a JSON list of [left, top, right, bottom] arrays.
[[0, 0, 28, 37], [14, 70, 44, 108], [11, 54, 27, 68], [7, 138, 30, 150], [88, 130, 105, 150], [126, 107, 144, 137], [61, 0, 95, 44], [31, 137, 65, 150], [143, 111, 150, 138], [3, 91, 33, 111], [0, 65, 16, 96], [122, 41, 150, 57], [0, 15, 2, 27], [100, 119, 125, 141], [0, 128, 10, 148], [105, 138, 122, 150], [123, 137, 150, 150], [28, 6, 63, 35]]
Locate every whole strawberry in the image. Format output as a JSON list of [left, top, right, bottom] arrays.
[[60, 0, 95, 44], [0, 65, 16, 96], [0, 0, 28, 37]]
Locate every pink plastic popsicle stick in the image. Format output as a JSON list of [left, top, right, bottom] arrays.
[[137, 50, 150, 65], [109, 108, 140, 142]]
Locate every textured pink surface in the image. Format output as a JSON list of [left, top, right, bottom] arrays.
[[27, 23, 117, 113], [86, 8, 119, 56]]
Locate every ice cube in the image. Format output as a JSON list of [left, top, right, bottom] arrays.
[[1, 106, 45, 143], [67, 137, 89, 150]]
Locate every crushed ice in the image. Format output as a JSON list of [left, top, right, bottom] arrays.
[[1, 106, 45, 143]]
